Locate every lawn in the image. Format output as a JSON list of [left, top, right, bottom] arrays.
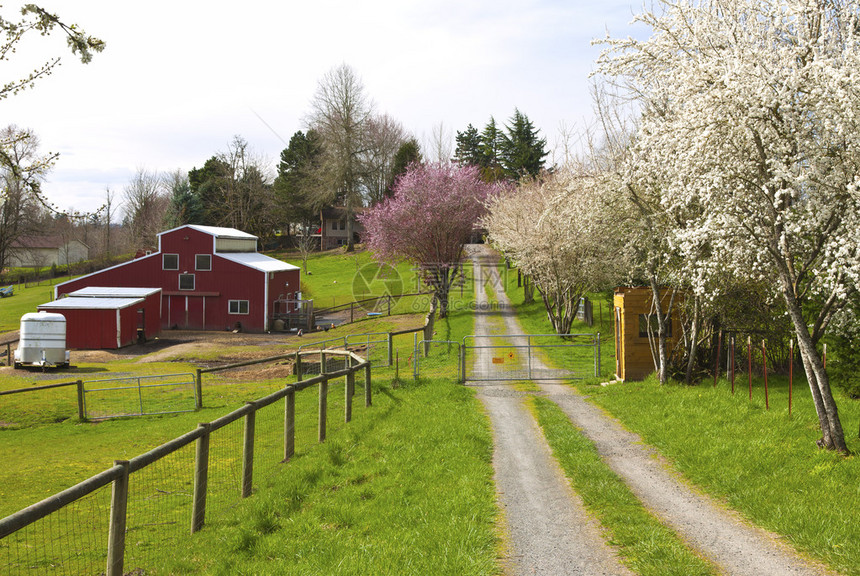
[[1, 249, 487, 575], [501, 259, 860, 576], [0, 281, 64, 334]]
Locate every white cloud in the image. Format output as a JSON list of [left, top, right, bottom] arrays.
[[3, 0, 646, 214]]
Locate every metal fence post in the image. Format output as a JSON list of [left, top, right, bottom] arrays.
[[284, 387, 295, 461], [596, 333, 601, 377], [242, 403, 255, 498], [527, 335, 533, 380], [106, 460, 130, 576], [195, 369, 203, 410], [319, 376, 328, 443], [191, 423, 210, 534], [364, 363, 372, 407], [76, 380, 85, 420]]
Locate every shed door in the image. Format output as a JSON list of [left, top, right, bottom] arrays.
[[615, 306, 623, 379]]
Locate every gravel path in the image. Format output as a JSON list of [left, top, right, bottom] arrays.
[[469, 246, 633, 576], [466, 244, 837, 576]]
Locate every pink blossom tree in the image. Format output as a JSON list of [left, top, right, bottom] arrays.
[[361, 162, 499, 318]]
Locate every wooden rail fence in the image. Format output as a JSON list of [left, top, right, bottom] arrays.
[[0, 349, 371, 576]]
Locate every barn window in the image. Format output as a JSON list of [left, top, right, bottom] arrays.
[[163, 254, 179, 270], [195, 254, 211, 271], [638, 314, 672, 338], [179, 274, 195, 291], [229, 300, 249, 314]]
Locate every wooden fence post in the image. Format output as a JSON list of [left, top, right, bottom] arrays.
[[195, 369, 203, 410], [713, 330, 722, 388], [364, 363, 372, 407], [106, 460, 130, 576], [296, 351, 303, 382], [747, 336, 752, 401], [76, 380, 85, 420], [387, 333, 393, 366], [789, 340, 794, 416], [284, 387, 295, 461], [191, 423, 210, 534], [319, 377, 328, 443], [762, 340, 769, 410], [345, 370, 354, 423], [5, 342, 10, 366], [242, 403, 255, 498]]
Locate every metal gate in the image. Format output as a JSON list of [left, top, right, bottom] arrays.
[[463, 334, 600, 382], [83, 373, 197, 419]]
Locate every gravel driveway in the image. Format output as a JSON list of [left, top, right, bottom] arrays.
[[466, 245, 837, 576]]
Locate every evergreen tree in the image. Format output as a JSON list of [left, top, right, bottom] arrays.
[[454, 124, 483, 167], [273, 130, 325, 241], [388, 138, 421, 198], [500, 108, 548, 179], [480, 117, 506, 182]]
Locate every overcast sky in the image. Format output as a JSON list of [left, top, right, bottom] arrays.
[[3, 0, 646, 217]]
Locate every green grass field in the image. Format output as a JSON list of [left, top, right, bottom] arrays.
[[500, 261, 860, 576], [0, 281, 63, 333], [1, 249, 484, 575]]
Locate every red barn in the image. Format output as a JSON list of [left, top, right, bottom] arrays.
[[54, 225, 301, 333]]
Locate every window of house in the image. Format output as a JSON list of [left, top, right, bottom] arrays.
[[179, 273, 195, 291], [195, 254, 211, 271], [638, 313, 672, 338], [163, 253, 179, 270], [229, 300, 249, 314]]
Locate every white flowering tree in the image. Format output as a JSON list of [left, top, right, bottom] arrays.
[[597, 0, 860, 453], [485, 166, 621, 335]]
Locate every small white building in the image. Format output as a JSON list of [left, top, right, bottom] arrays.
[[7, 236, 89, 268]]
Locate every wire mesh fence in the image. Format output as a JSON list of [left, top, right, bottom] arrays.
[[414, 340, 462, 381], [0, 350, 372, 576], [0, 484, 112, 575]]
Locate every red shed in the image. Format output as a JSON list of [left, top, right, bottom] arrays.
[[38, 296, 145, 349], [54, 225, 300, 333], [66, 287, 162, 341]]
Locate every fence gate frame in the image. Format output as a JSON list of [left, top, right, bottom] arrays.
[[461, 333, 600, 383], [83, 373, 198, 419]]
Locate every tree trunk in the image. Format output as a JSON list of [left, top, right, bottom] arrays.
[[648, 275, 670, 385], [780, 275, 849, 453], [523, 274, 535, 304], [685, 296, 700, 385]]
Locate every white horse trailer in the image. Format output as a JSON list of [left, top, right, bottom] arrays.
[[14, 311, 70, 368]]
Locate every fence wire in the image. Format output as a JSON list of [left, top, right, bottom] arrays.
[[414, 340, 461, 380], [124, 443, 195, 571], [2, 348, 372, 575], [1, 483, 111, 575]]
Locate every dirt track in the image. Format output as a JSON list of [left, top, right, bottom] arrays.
[[466, 245, 836, 576]]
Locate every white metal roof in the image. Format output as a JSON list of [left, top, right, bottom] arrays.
[[39, 297, 145, 310], [68, 287, 161, 298], [174, 224, 257, 240], [217, 252, 300, 272]]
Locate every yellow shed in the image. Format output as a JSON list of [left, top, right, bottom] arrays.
[[613, 287, 684, 381]]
